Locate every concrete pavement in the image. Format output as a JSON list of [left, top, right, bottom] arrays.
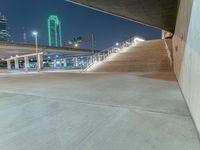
[[0, 72, 199, 150]]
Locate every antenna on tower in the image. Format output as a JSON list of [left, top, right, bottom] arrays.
[[22, 27, 27, 43]]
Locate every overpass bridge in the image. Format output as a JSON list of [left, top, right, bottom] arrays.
[[67, 0, 179, 33], [0, 41, 94, 59]]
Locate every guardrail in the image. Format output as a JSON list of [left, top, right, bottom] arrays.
[[82, 36, 137, 71]]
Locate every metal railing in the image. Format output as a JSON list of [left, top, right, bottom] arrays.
[[82, 36, 136, 71]]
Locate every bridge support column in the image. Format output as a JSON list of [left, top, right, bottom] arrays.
[[14, 58, 19, 70], [7, 60, 11, 70], [74, 57, 78, 67], [24, 56, 29, 71], [37, 53, 43, 70], [63, 58, 67, 68], [53, 60, 57, 68]]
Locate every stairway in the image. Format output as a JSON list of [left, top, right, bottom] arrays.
[[89, 39, 173, 72]]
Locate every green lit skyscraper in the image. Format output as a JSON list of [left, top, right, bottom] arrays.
[[48, 15, 62, 47]]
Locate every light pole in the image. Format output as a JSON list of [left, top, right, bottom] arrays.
[[32, 31, 38, 54], [33, 31, 39, 71]]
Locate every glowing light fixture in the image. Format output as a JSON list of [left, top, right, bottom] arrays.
[[32, 31, 38, 36], [134, 37, 145, 43], [74, 43, 79, 48], [56, 61, 61, 64]]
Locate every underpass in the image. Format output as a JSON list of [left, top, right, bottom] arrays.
[[0, 38, 199, 149], [1, 0, 200, 149]]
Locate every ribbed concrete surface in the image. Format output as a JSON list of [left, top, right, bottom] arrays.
[[89, 39, 172, 72], [68, 0, 179, 32]]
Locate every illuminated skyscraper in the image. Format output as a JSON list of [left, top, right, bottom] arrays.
[[48, 15, 62, 47], [0, 15, 10, 41]]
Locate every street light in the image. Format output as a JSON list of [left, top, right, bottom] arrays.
[[32, 31, 38, 53], [33, 31, 39, 71], [74, 43, 79, 48], [115, 42, 119, 46]]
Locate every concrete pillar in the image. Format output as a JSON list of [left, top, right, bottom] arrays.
[[37, 53, 43, 70], [63, 58, 67, 68], [14, 58, 19, 69], [53, 60, 57, 68], [24, 56, 29, 71], [73, 57, 78, 67], [75, 57, 78, 67], [7, 60, 11, 70]]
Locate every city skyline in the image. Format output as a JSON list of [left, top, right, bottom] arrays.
[[0, 0, 161, 50]]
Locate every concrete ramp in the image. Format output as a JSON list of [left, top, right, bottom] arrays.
[[89, 39, 173, 72]]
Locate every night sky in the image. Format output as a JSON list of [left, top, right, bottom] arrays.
[[0, 0, 161, 50]]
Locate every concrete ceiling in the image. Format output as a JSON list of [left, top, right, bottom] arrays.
[[67, 0, 179, 33]]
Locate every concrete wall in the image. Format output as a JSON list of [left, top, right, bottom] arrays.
[[173, 0, 200, 135], [172, 0, 193, 78]]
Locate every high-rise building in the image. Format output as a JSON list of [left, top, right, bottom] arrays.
[[0, 14, 10, 41], [48, 15, 62, 47]]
